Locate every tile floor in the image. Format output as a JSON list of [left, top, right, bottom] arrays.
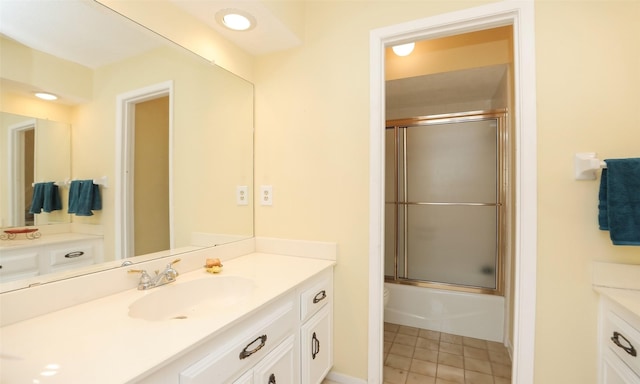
[[322, 322, 512, 384]]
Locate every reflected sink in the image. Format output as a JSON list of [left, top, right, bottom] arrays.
[[128, 275, 255, 321]]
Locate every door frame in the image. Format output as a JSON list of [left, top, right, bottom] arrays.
[[115, 80, 174, 259], [369, 2, 538, 383], [8, 119, 37, 227]]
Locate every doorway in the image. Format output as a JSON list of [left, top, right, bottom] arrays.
[[116, 81, 174, 259], [369, 3, 538, 384], [133, 96, 170, 256]]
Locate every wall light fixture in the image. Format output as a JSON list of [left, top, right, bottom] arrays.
[[392, 42, 415, 57]]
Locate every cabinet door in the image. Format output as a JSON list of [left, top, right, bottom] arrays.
[[253, 335, 295, 384], [232, 371, 253, 384], [301, 305, 332, 384]]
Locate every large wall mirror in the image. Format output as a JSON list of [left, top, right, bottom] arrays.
[[0, 0, 254, 292]]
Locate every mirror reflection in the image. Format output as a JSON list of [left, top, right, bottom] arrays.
[[1, 112, 71, 228], [0, 0, 254, 291]]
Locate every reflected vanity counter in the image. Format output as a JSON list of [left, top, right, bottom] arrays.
[[0, 232, 104, 284], [0, 238, 336, 384]]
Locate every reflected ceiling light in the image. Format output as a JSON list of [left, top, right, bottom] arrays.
[[215, 9, 256, 31], [392, 42, 415, 57], [34, 92, 58, 101]]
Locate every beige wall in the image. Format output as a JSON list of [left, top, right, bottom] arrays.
[[254, 1, 504, 379], [254, 0, 640, 382], [72, 46, 253, 259], [535, 1, 640, 382]]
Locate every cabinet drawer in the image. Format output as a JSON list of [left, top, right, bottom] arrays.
[[604, 309, 640, 378], [300, 272, 332, 323], [0, 250, 39, 279], [48, 242, 96, 270], [180, 301, 296, 384]]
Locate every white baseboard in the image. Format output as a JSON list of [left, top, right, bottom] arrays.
[[325, 371, 367, 384]]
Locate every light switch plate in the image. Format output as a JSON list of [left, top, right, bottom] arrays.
[[260, 185, 273, 206]]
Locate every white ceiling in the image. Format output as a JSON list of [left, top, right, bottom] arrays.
[[168, 0, 302, 55], [0, 0, 301, 70], [386, 65, 508, 112], [0, 0, 163, 69]]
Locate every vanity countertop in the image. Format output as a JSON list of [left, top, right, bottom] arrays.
[[593, 286, 640, 319], [0, 253, 335, 383], [592, 261, 640, 319]]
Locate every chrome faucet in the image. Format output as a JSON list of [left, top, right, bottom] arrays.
[[128, 258, 181, 290]]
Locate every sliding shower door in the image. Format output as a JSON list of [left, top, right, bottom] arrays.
[[385, 111, 506, 294]]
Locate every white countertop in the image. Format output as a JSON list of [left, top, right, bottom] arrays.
[[592, 261, 640, 319], [0, 253, 335, 384], [594, 286, 640, 319]]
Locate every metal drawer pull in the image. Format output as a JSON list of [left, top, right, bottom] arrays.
[[268, 373, 276, 384], [312, 332, 320, 359], [239, 334, 267, 360], [611, 331, 637, 357], [65, 251, 85, 258], [313, 290, 327, 304]]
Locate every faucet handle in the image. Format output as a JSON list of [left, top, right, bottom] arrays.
[[128, 269, 152, 289]]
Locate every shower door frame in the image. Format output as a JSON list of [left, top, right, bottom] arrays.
[[385, 109, 509, 296]]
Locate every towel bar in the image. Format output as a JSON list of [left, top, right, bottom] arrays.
[[575, 152, 607, 180]]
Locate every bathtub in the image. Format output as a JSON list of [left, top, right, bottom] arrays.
[[384, 282, 505, 342]]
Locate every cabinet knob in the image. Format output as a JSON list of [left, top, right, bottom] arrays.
[[64, 251, 85, 258], [268, 373, 276, 384]]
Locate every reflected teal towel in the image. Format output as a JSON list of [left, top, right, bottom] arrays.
[[598, 158, 640, 245], [68, 180, 102, 216], [29, 182, 62, 214]]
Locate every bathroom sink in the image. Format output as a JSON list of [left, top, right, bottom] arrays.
[[128, 275, 255, 321]]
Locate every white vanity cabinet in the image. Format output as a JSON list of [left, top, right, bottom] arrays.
[[0, 235, 103, 281], [137, 267, 334, 384], [599, 296, 640, 384]]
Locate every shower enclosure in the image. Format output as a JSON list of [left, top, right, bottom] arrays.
[[384, 110, 507, 295]]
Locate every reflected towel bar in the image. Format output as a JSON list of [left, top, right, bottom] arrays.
[[575, 152, 607, 180]]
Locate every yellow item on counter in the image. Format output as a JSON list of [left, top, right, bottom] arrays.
[[205, 266, 223, 274]]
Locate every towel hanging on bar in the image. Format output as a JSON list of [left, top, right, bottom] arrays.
[[598, 158, 640, 246]]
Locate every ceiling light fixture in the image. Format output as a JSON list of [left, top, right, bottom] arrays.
[[215, 9, 256, 31], [34, 92, 58, 101], [392, 42, 415, 57]]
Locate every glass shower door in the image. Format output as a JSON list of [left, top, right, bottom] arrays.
[[385, 113, 505, 293]]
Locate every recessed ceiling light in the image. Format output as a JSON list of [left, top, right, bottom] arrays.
[[392, 42, 415, 57], [34, 92, 58, 101], [215, 9, 256, 31]]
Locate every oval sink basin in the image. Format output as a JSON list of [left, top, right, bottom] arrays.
[[128, 275, 254, 321]]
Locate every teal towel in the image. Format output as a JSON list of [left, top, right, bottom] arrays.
[[29, 182, 62, 214], [598, 158, 640, 245], [68, 180, 102, 216]]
